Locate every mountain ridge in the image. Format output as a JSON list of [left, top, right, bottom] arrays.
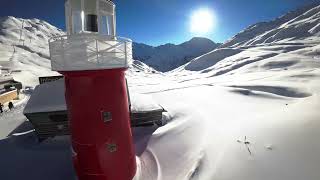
[[177, 3, 320, 75], [221, 3, 320, 48], [133, 37, 221, 72], [0, 16, 221, 73]]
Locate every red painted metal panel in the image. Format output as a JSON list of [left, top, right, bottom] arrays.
[[62, 69, 136, 180]]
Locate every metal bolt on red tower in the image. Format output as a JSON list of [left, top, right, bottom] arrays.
[[49, 0, 136, 179]]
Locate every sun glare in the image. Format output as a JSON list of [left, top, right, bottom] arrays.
[[190, 9, 215, 34]]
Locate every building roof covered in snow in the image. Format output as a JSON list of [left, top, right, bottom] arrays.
[[23, 79, 66, 114], [23, 79, 163, 114]]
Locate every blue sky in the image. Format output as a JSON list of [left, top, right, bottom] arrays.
[[1, 0, 319, 46]]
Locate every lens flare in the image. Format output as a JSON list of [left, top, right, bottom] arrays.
[[190, 9, 215, 34]]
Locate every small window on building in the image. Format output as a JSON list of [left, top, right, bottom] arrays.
[[85, 14, 98, 32], [99, 15, 114, 36], [70, 0, 83, 33], [72, 11, 83, 33], [84, 0, 98, 32]]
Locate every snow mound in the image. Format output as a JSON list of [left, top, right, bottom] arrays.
[[183, 48, 242, 71], [130, 93, 163, 113]]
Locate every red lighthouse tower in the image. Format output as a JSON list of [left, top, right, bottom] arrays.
[[49, 0, 136, 179]]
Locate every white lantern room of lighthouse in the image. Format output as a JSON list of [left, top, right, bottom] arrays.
[[49, 0, 132, 72], [65, 0, 116, 36]]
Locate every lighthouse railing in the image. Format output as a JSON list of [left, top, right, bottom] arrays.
[[49, 34, 132, 71]]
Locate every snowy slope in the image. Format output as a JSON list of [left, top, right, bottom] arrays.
[[0, 16, 64, 51], [133, 37, 221, 72], [176, 3, 320, 74], [132, 4, 320, 180], [0, 16, 64, 86], [221, 3, 320, 48], [132, 4, 320, 178]]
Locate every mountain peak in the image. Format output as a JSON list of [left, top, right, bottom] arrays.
[[133, 37, 221, 72], [189, 37, 215, 42], [181, 37, 219, 48]]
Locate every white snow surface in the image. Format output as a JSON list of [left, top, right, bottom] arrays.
[[0, 4, 320, 180], [23, 79, 163, 114], [130, 93, 163, 113], [23, 79, 66, 114]]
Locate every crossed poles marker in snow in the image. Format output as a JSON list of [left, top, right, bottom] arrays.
[[237, 136, 252, 155]]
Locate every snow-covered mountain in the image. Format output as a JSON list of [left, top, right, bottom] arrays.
[[221, 3, 320, 48], [176, 3, 320, 74], [0, 16, 64, 86], [0, 16, 64, 57], [133, 37, 221, 72], [0, 16, 156, 86]]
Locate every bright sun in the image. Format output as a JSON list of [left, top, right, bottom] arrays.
[[190, 9, 215, 34]]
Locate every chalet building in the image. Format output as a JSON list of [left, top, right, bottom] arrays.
[[0, 77, 22, 104], [23, 79, 164, 140]]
